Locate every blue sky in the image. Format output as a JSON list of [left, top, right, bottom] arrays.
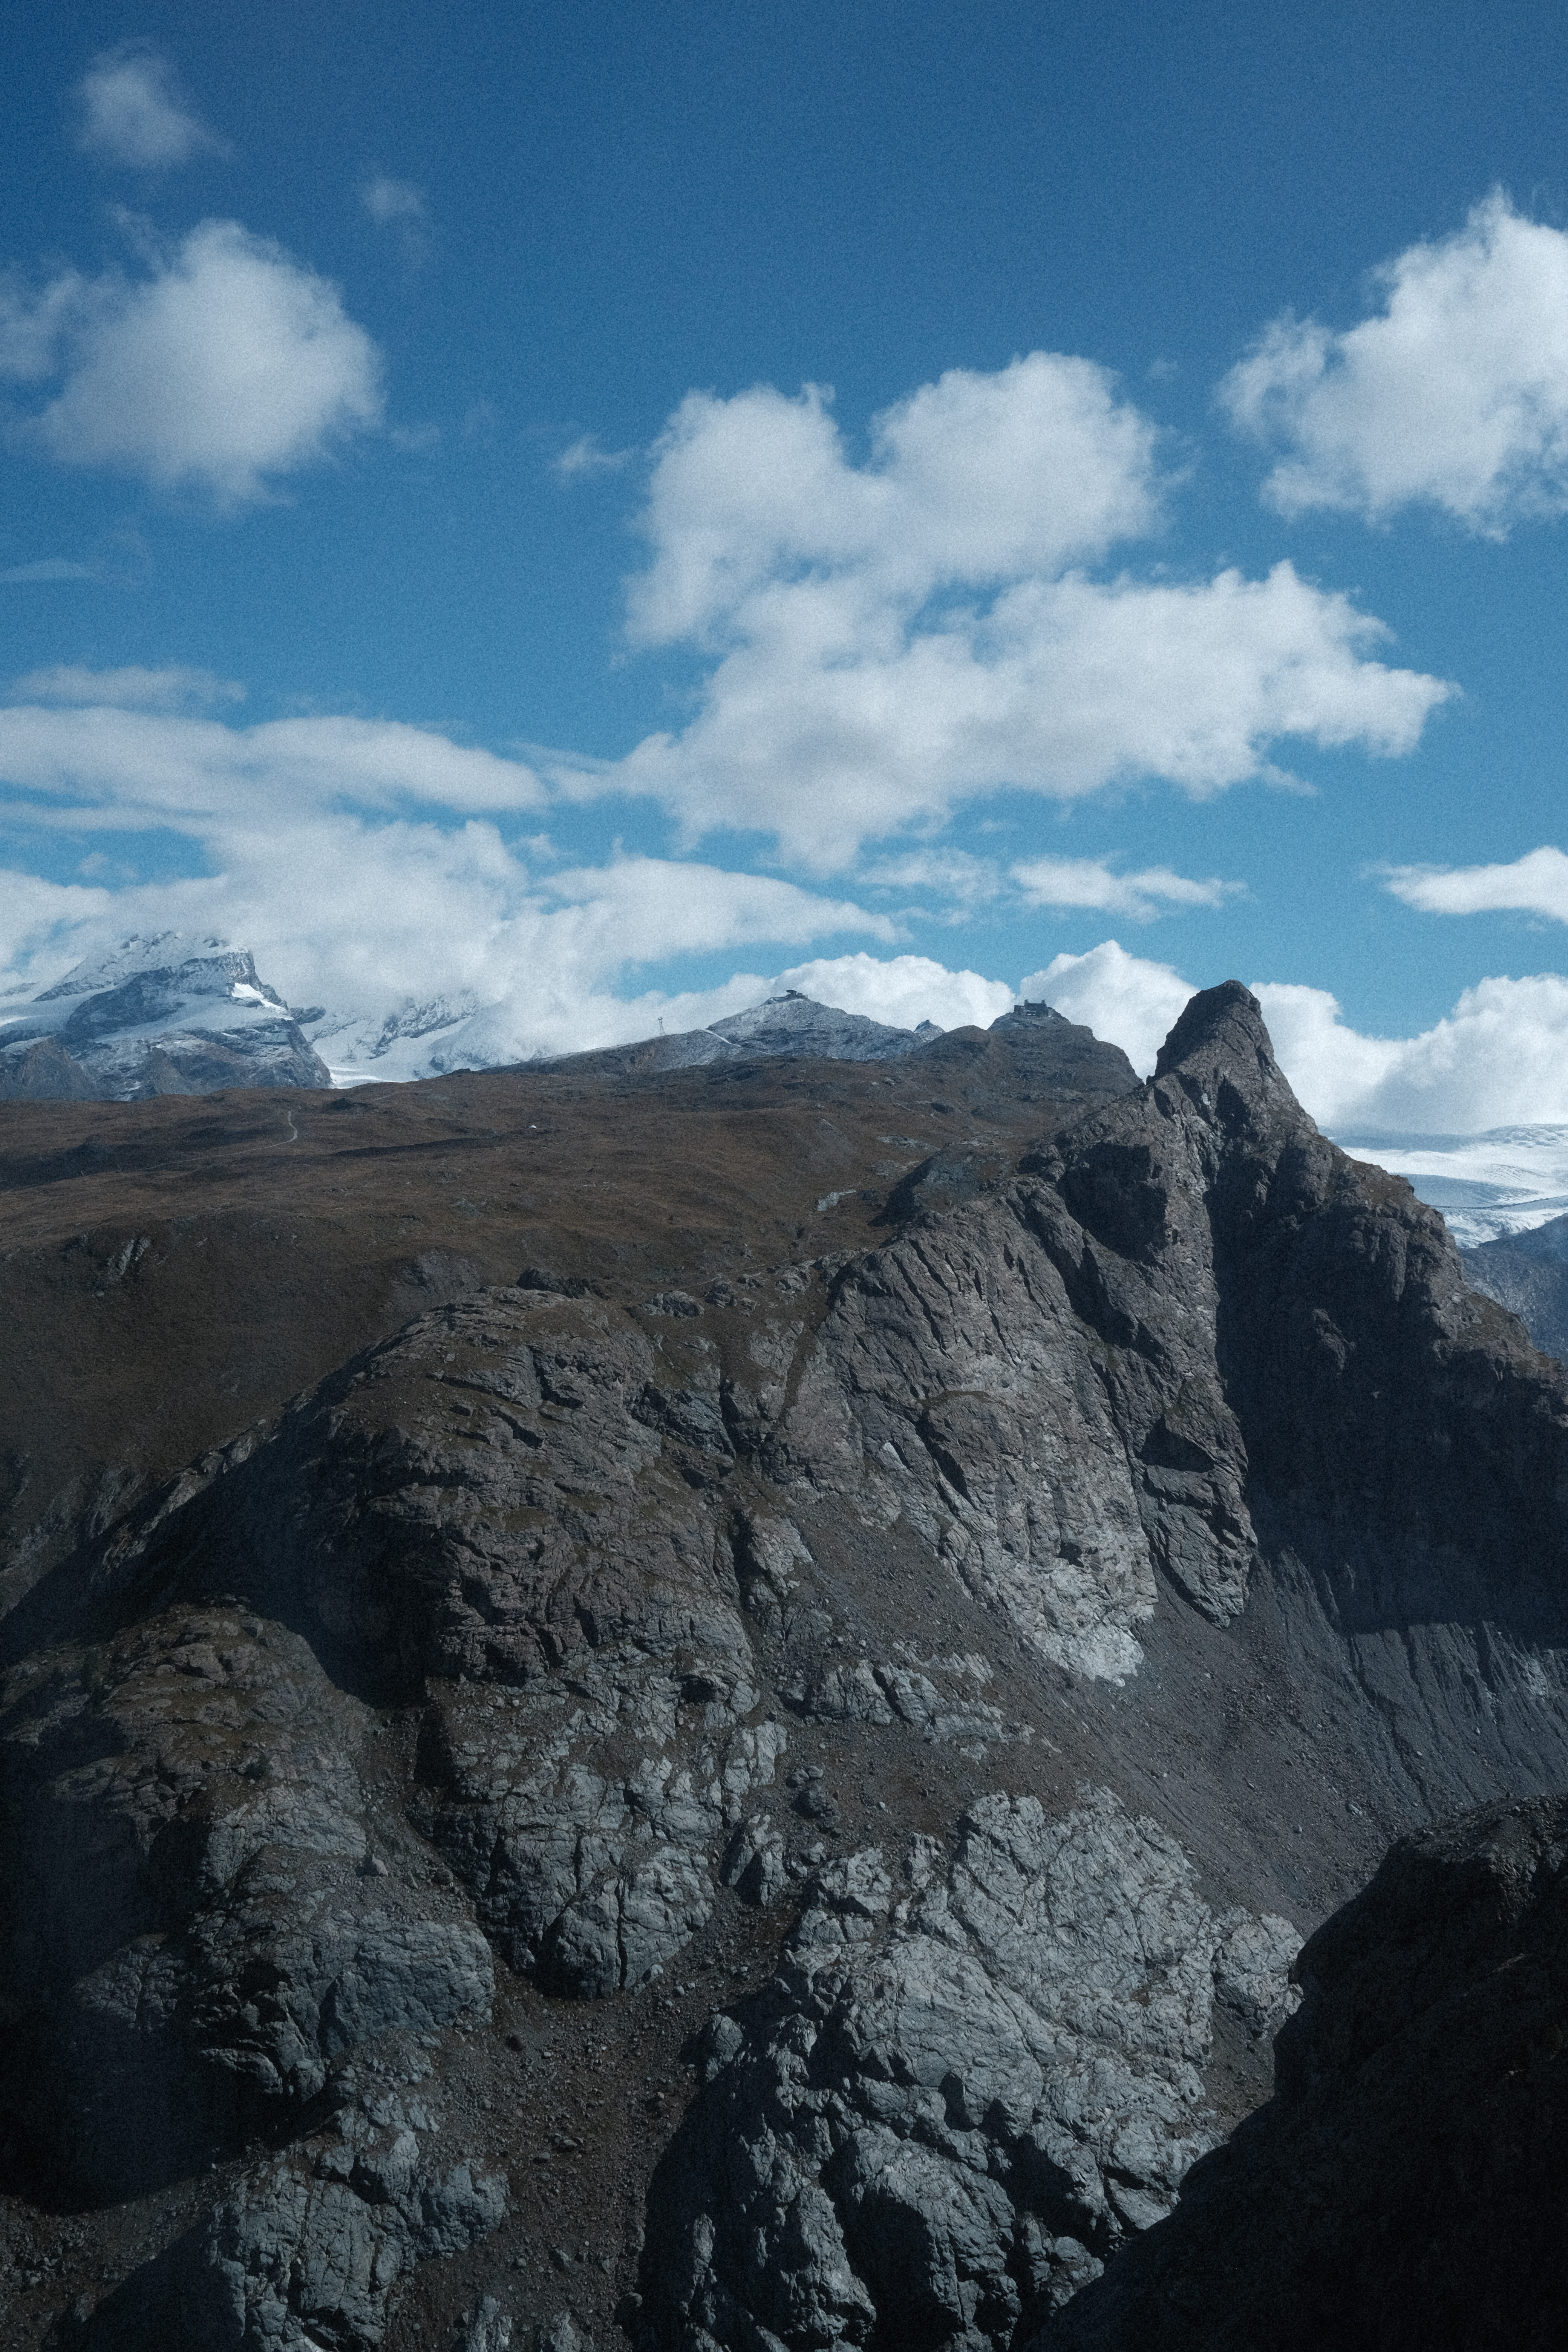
[[5, 0, 1568, 1125]]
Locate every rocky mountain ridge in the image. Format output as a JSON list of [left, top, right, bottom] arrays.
[[0, 984, 1565, 2347]]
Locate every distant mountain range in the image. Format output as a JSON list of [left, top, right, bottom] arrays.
[[0, 934, 980, 1104]]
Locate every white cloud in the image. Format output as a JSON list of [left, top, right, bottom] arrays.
[[1382, 845, 1568, 922], [1223, 193, 1568, 531], [0, 221, 382, 502], [770, 951, 1014, 1033], [0, 558, 97, 583], [76, 45, 225, 169], [361, 176, 426, 227], [860, 848, 1003, 916], [578, 362, 1451, 868], [360, 176, 430, 265], [0, 869, 114, 978], [1021, 940, 1195, 1075], [0, 810, 900, 1062], [556, 433, 635, 478], [627, 360, 1161, 647], [1256, 974, 1568, 1132], [11, 663, 244, 711], [0, 703, 542, 823], [0, 696, 897, 1057], [1011, 854, 1242, 920]]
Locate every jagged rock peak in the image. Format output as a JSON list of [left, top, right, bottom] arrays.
[[1153, 979, 1289, 1104]]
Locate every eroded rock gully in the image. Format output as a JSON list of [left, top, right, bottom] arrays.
[[2, 986, 1566, 2348]]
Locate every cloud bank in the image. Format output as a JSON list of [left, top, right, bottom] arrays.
[[0, 702, 544, 824], [1224, 194, 1568, 531], [0, 221, 382, 502], [575, 360, 1451, 868], [11, 664, 245, 712]]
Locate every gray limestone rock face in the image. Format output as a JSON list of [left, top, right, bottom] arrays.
[[455, 2297, 513, 2352], [193, 2082, 507, 2349], [771, 982, 1568, 1683], [1209, 1909, 1302, 2039], [635, 1788, 1294, 2351], [789, 1649, 1031, 1747], [773, 1210, 1163, 1681]]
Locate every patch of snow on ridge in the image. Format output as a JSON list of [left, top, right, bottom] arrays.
[[1336, 1126, 1568, 1245]]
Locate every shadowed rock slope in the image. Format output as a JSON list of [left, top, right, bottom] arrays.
[[1, 987, 1566, 2349], [1036, 1791, 1568, 2352]]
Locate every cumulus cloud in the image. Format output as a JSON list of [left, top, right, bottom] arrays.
[[0, 221, 382, 502], [768, 951, 1013, 1033], [1256, 974, 1568, 1132], [1011, 855, 1242, 920], [1021, 940, 1195, 1075], [12, 663, 244, 711], [1382, 845, 1568, 922], [580, 361, 1452, 868], [76, 45, 225, 169], [1223, 194, 1568, 530]]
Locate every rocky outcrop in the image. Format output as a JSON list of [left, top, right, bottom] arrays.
[[1037, 1793, 1568, 2352], [636, 1789, 1297, 2352], [773, 982, 1568, 1676], [0, 1036, 97, 1101], [0, 1601, 495, 2197]]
